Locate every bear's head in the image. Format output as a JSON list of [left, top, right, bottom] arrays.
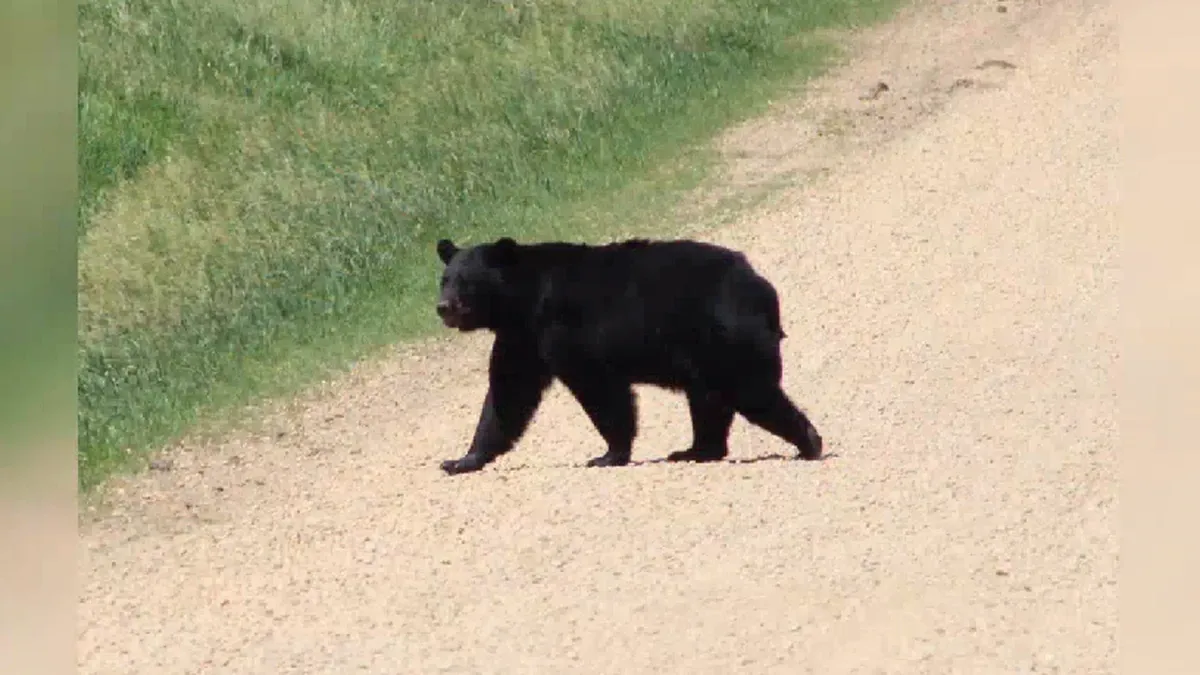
[[434, 236, 521, 332]]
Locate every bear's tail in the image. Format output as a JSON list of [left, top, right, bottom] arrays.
[[763, 311, 786, 340], [766, 297, 787, 340]]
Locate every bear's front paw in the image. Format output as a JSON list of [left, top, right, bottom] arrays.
[[441, 455, 485, 475], [585, 453, 630, 468]]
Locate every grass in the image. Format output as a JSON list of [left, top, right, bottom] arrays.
[[78, 0, 902, 491]]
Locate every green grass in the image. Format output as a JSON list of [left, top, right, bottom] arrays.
[[78, 0, 902, 491]]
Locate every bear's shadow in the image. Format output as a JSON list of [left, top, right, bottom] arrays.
[[485, 450, 840, 474]]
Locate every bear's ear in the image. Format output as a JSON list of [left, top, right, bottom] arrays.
[[436, 239, 459, 265], [485, 237, 519, 268]]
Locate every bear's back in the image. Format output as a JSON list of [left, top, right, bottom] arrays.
[[525, 238, 747, 306], [519, 238, 779, 386]]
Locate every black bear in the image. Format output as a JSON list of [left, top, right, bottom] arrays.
[[433, 236, 823, 475]]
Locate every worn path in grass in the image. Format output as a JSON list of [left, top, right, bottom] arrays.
[[79, 0, 1118, 672]]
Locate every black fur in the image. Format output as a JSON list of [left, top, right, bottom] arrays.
[[434, 236, 823, 475]]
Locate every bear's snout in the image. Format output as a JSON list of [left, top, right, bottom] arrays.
[[436, 299, 471, 329]]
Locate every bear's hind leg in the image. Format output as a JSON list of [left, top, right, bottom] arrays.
[[730, 380, 823, 461], [667, 389, 735, 463], [560, 373, 638, 468]]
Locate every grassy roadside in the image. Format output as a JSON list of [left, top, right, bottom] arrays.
[[78, 0, 903, 491]]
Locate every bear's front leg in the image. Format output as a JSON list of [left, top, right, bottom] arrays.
[[441, 335, 552, 475], [559, 373, 638, 468]]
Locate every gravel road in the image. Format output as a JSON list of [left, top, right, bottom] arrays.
[[79, 0, 1118, 672]]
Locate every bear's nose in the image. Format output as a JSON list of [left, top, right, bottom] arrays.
[[436, 301, 453, 317]]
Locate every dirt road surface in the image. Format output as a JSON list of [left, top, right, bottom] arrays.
[[79, 0, 1118, 672]]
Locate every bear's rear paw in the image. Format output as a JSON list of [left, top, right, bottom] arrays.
[[666, 447, 727, 463], [441, 455, 486, 475], [585, 453, 630, 468], [796, 427, 824, 461]]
